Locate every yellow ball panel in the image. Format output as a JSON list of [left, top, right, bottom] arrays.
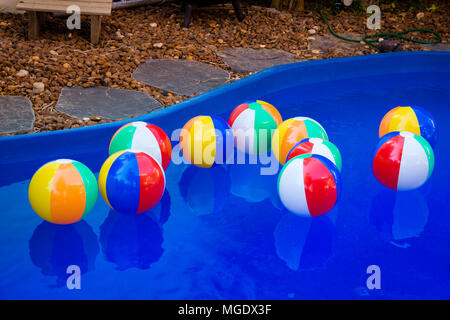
[[28, 162, 60, 223]]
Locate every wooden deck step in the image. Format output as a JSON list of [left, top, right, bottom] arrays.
[[17, 0, 112, 16], [16, 0, 112, 43]]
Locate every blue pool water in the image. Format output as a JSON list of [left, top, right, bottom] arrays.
[[0, 53, 449, 299]]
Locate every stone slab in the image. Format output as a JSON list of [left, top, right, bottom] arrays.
[[216, 48, 301, 73], [309, 32, 363, 53], [55, 86, 162, 120], [0, 96, 35, 134], [421, 43, 450, 52], [132, 59, 230, 96]]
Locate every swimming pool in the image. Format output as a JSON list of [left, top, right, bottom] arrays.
[[0, 52, 449, 299]]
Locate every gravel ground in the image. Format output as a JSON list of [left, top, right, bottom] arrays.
[[0, 1, 448, 135]]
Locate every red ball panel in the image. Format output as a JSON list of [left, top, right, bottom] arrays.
[[373, 135, 404, 190], [303, 156, 337, 217], [136, 152, 166, 213]]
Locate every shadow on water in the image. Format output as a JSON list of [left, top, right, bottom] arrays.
[[179, 165, 231, 216], [369, 188, 429, 247], [99, 190, 171, 271], [229, 162, 281, 209], [149, 189, 172, 225], [274, 213, 334, 271], [29, 220, 99, 288]]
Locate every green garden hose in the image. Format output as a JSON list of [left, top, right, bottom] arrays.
[[319, 11, 442, 51]]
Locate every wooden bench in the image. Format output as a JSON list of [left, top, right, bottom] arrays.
[[16, 0, 113, 44]]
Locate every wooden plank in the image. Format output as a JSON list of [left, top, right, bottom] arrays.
[[17, 5, 111, 15], [271, 0, 281, 9], [17, 0, 112, 7], [112, 0, 159, 9], [90, 15, 101, 44], [296, 0, 304, 11], [17, 0, 112, 15], [17, 3, 112, 14], [28, 11, 40, 40], [19, 0, 112, 2], [16, 3, 111, 15], [17, 0, 112, 4], [17, 0, 112, 6]]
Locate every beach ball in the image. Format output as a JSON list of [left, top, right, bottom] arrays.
[[379, 106, 438, 147], [99, 150, 165, 214], [109, 121, 172, 170], [228, 100, 282, 154], [373, 131, 434, 191], [278, 154, 340, 217], [28, 159, 98, 225], [180, 115, 233, 168], [272, 117, 328, 165], [287, 138, 342, 171]]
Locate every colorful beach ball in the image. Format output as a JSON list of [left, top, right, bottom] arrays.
[[379, 106, 438, 147], [109, 121, 172, 171], [180, 115, 233, 168], [228, 100, 282, 155], [272, 117, 328, 165], [99, 150, 165, 214], [278, 154, 340, 217], [373, 131, 434, 191], [287, 138, 342, 171], [28, 159, 98, 225]]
